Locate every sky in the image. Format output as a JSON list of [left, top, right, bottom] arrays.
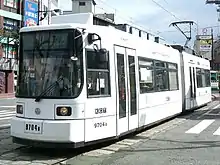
[[59, 0, 220, 48]]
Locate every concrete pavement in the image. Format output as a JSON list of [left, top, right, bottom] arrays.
[[64, 101, 220, 165]]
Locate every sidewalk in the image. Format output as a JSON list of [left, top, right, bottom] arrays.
[[0, 93, 15, 99]]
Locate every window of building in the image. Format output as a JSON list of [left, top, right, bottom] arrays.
[[86, 50, 110, 97], [3, 18, 18, 32], [2, 44, 16, 58], [4, 0, 18, 8]]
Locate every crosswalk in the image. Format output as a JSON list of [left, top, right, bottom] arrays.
[[0, 108, 16, 127], [185, 119, 220, 136]]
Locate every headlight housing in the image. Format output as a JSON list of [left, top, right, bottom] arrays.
[[56, 107, 72, 116]]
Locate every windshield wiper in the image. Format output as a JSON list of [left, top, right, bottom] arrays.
[[35, 76, 63, 102]]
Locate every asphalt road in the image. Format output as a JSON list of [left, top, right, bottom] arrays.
[[65, 101, 220, 165], [0, 98, 15, 128], [0, 97, 220, 165]]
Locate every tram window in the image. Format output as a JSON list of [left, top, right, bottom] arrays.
[[168, 63, 177, 69], [155, 68, 169, 91], [87, 50, 109, 70], [196, 68, 206, 88], [128, 56, 137, 116], [205, 70, 211, 87], [139, 66, 154, 93], [86, 50, 110, 97], [87, 71, 110, 96], [138, 57, 153, 66], [169, 70, 178, 90], [201, 69, 206, 87], [154, 60, 166, 68]]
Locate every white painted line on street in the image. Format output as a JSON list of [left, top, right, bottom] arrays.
[[212, 104, 220, 110], [213, 126, 220, 135], [0, 123, 10, 129], [0, 106, 16, 108], [0, 116, 13, 120], [185, 119, 215, 134], [0, 111, 15, 114], [0, 114, 15, 118]]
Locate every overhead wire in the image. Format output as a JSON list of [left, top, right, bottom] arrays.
[[95, 0, 198, 44]]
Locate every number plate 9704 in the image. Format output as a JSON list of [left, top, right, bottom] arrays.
[[24, 122, 42, 134]]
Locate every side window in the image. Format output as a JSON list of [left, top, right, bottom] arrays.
[[86, 50, 110, 97], [196, 68, 206, 88], [205, 69, 211, 87], [168, 63, 179, 90], [139, 58, 154, 93], [196, 68, 202, 88], [138, 57, 179, 93], [155, 61, 169, 91]]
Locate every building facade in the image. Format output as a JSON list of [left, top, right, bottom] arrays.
[[0, 0, 21, 97], [38, 0, 59, 25]]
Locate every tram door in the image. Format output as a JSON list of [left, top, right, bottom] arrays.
[[114, 45, 138, 135], [189, 66, 197, 108]]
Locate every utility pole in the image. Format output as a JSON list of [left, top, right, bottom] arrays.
[[211, 28, 214, 61]]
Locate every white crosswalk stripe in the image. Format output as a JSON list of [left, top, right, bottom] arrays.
[[185, 119, 215, 134], [213, 127, 220, 135], [0, 109, 16, 121], [185, 119, 220, 136]]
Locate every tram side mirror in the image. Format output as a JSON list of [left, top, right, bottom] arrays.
[[88, 33, 94, 44], [96, 48, 108, 63], [88, 33, 101, 45]]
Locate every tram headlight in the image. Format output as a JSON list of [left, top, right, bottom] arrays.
[[16, 105, 23, 114], [56, 107, 72, 116]]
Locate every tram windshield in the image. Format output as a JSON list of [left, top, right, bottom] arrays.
[[16, 29, 83, 99]]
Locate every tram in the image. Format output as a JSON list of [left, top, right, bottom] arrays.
[[10, 13, 211, 148]]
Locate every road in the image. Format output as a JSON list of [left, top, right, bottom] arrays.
[[64, 101, 220, 165], [0, 98, 15, 129], [0, 98, 220, 164]]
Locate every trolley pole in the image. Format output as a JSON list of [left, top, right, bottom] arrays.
[[211, 28, 214, 70]]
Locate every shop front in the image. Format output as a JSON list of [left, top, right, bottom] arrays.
[[0, 26, 18, 98]]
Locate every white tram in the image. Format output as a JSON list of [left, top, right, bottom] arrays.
[[11, 13, 211, 148]]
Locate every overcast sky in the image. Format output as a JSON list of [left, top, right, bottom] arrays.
[[60, 0, 219, 47]]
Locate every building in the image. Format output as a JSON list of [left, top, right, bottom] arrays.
[[0, 0, 60, 98], [0, 0, 21, 97], [38, 0, 59, 25], [193, 35, 213, 60]]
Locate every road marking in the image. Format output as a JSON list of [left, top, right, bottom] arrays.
[[0, 105, 15, 108], [185, 119, 215, 134], [213, 126, 220, 135], [0, 109, 15, 122], [0, 123, 10, 129]]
